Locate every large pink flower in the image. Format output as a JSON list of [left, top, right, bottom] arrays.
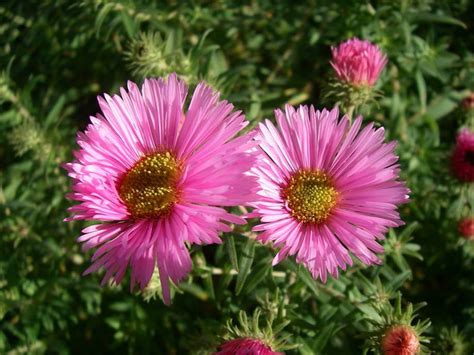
[[65, 74, 257, 304], [252, 105, 409, 281], [331, 38, 387, 87]]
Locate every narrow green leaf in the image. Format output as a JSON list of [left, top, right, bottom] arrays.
[[392, 251, 410, 271], [313, 323, 341, 351], [45, 95, 66, 126], [357, 304, 382, 322], [386, 270, 412, 291], [179, 283, 208, 301], [235, 238, 256, 295], [120, 12, 137, 38], [225, 234, 239, 271], [426, 95, 457, 120], [95, 3, 115, 36], [203, 272, 215, 300], [243, 261, 271, 294], [287, 92, 309, 106], [297, 266, 319, 295], [410, 12, 467, 29], [399, 222, 419, 239], [415, 70, 426, 111]]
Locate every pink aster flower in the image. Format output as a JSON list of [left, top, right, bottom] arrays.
[[65, 74, 257, 304], [252, 105, 409, 281], [215, 338, 282, 355], [451, 128, 474, 182], [331, 38, 388, 87]]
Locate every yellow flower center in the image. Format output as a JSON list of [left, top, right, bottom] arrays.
[[118, 151, 182, 219], [283, 170, 339, 224]]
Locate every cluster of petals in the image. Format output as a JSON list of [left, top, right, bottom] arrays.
[[451, 128, 474, 182], [331, 38, 387, 87], [251, 105, 409, 282], [214, 338, 282, 355], [65, 74, 258, 304]]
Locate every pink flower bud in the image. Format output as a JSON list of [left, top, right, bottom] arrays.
[[331, 38, 387, 87], [381, 325, 420, 355], [458, 218, 474, 240]]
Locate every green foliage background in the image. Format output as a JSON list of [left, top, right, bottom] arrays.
[[1, 0, 473, 353]]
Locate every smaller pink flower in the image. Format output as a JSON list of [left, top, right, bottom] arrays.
[[451, 129, 474, 182], [331, 38, 387, 87], [215, 338, 282, 355], [252, 106, 408, 282], [381, 325, 420, 355], [458, 218, 474, 240]]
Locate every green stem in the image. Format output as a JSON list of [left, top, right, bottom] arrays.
[[345, 104, 356, 123]]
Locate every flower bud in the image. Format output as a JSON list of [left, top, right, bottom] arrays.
[[381, 325, 420, 355], [458, 218, 474, 240], [330, 38, 387, 87]]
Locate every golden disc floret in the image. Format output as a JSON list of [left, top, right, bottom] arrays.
[[283, 170, 339, 224], [118, 151, 182, 219]]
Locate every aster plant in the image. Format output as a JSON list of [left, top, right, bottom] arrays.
[[2, 1, 474, 354]]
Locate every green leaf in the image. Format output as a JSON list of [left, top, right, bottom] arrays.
[[392, 251, 410, 271], [109, 301, 131, 312], [287, 92, 309, 106], [120, 12, 137, 38], [179, 283, 208, 301], [225, 234, 239, 271], [297, 266, 319, 295], [409, 12, 467, 29], [203, 272, 215, 301], [95, 3, 115, 36], [357, 304, 382, 322], [386, 270, 412, 291], [105, 317, 121, 330], [313, 323, 342, 351], [415, 70, 426, 111], [45, 95, 66, 127], [243, 260, 271, 294], [425, 95, 457, 120], [235, 238, 256, 295], [399, 222, 419, 239]]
